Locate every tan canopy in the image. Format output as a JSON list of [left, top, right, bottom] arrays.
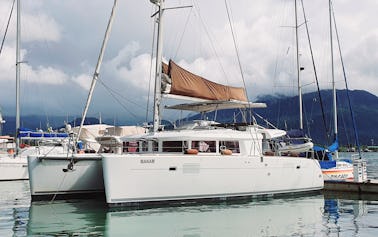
[[162, 60, 247, 102]]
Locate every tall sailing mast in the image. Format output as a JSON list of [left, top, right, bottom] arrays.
[[15, 0, 21, 154], [151, 0, 165, 133], [76, 0, 118, 142], [329, 0, 338, 159], [294, 0, 303, 130]]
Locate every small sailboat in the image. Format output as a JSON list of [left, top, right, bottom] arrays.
[[315, 0, 355, 181]]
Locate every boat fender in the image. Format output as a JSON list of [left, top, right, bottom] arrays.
[[264, 151, 274, 156], [62, 161, 75, 172], [7, 148, 14, 154], [221, 149, 232, 155], [185, 149, 198, 155]]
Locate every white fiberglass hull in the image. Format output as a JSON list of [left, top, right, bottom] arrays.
[[102, 154, 324, 206], [28, 154, 104, 200], [0, 156, 28, 181], [322, 161, 353, 181], [0, 146, 67, 181]]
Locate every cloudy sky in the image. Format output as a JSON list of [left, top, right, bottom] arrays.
[[0, 0, 377, 125]]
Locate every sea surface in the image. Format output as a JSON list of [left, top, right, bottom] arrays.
[[0, 152, 377, 237]]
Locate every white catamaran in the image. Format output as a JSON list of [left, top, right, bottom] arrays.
[[100, 0, 323, 206]]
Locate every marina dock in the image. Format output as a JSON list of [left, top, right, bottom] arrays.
[[324, 179, 378, 194]]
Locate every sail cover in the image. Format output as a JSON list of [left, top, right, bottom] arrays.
[[162, 60, 247, 102]]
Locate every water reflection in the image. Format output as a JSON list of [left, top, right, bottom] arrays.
[[27, 200, 107, 236], [27, 196, 325, 237], [322, 192, 378, 237]]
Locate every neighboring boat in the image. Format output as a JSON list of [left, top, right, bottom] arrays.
[[315, 1, 356, 181], [28, 124, 145, 200], [0, 128, 69, 181], [0, 0, 70, 181], [281, 0, 354, 180], [27, 0, 145, 201], [314, 140, 353, 180], [261, 0, 315, 159], [100, 0, 323, 207], [274, 129, 314, 156]]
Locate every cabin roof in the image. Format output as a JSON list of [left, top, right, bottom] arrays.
[[165, 100, 267, 113]]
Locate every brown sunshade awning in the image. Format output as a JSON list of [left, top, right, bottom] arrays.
[[162, 60, 248, 102]]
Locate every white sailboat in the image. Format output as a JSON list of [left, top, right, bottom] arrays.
[[100, 0, 323, 207], [0, 0, 69, 181], [275, 0, 314, 156], [0, 0, 30, 181], [315, 0, 353, 181]]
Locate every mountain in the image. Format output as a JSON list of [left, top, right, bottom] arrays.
[[1, 89, 377, 146], [255, 89, 378, 146], [1, 116, 101, 135], [181, 89, 378, 146]]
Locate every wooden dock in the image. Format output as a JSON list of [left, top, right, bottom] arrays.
[[324, 179, 378, 194]]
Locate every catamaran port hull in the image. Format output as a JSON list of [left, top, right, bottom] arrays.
[[28, 154, 104, 201]]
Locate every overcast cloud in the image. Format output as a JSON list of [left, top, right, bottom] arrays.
[[0, 0, 377, 124]]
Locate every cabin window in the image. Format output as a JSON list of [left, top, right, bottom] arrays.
[[162, 141, 186, 152], [219, 141, 240, 153], [140, 140, 148, 152], [124, 141, 139, 153], [192, 141, 216, 152]]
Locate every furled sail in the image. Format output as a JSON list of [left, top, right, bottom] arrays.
[[162, 60, 247, 102]]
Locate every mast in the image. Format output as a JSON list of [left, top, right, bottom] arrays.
[[76, 0, 118, 142], [295, 0, 303, 130], [15, 0, 21, 154], [151, 0, 164, 132], [329, 0, 338, 158]]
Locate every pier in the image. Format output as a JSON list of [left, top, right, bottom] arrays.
[[324, 179, 378, 194], [323, 158, 378, 195]]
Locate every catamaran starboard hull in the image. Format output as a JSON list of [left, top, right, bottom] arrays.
[[102, 154, 324, 206]]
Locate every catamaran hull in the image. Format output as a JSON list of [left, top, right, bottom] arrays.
[[28, 154, 104, 201], [0, 157, 28, 181], [102, 155, 324, 206]]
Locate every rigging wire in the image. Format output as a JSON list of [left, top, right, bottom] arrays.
[[331, 1, 362, 157], [192, 0, 229, 85], [146, 4, 158, 123], [224, 0, 249, 102], [0, 0, 15, 57], [300, 0, 329, 144], [173, 6, 193, 59], [97, 77, 149, 120]]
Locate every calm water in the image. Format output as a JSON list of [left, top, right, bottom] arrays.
[[1, 153, 378, 237]]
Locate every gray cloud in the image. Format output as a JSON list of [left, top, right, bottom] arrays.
[[0, 0, 377, 125]]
